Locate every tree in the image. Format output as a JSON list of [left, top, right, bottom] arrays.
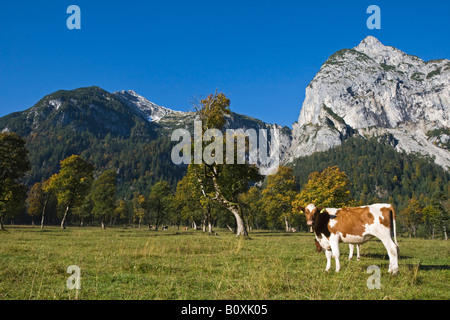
[[147, 180, 173, 230], [73, 194, 93, 227], [114, 199, 131, 226], [27, 182, 44, 227], [132, 193, 146, 228], [260, 166, 297, 231], [0, 132, 31, 230], [49, 155, 94, 229], [90, 170, 117, 229], [294, 166, 352, 209], [0, 184, 27, 230], [175, 167, 199, 228], [175, 165, 223, 233], [239, 186, 264, 230], [39, 176, 57, 229], [422, 204, 441, 239], [192, 91, 263, 237], [400, 198, 423, 238], [423, 191, 448, 240]]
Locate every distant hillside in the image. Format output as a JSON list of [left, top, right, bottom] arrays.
[[0, 86, 290, 198], [0, 87, 182, 197]]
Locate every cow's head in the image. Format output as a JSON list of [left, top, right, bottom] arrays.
[[301, 203, 325, 226]]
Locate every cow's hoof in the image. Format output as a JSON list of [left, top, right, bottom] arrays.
[[389, 268, 399, 275]]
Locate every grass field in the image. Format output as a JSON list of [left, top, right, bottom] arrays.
[[0, 225, 448, 300]]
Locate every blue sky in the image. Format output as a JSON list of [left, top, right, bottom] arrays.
[[0, 1, 449, 127]]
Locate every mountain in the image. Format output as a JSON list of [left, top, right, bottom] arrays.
[[290, 36, 450, 170], [0, 86, 156, 139], [0, 86, 290, 196], [0, 86, 179, 195]]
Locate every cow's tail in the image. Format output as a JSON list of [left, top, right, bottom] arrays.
[[390, 205, 399, 255]]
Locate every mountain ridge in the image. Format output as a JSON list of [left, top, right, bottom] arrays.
[[0, 36, 448, 198]]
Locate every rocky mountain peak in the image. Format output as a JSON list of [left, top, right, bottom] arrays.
[[354, 36, 387, 55], [113, 90, 174, 122], [354, 36, 420, 67], [290, 37, 450, 169]]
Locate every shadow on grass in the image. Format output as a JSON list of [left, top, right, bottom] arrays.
[[251, 232, 312, 237], [415, 264, 450, 271], [144, 231, 204, 237], [361, 253, 413, 260], [366, 262, 450, 272]]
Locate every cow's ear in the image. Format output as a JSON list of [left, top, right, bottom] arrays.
[[298, 206, 305, 214]]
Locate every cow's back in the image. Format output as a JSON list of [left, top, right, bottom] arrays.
[[328, 204, 393, 243]]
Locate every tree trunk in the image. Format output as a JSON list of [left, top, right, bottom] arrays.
[[0, 216, 4, 230], [284, 215, 290, 232], [40, 213, 45, 229], [101, 217, 106, 230], [202, 221, 206, 232], [228, 205, 247, 237], [208, 220, 213, 234], [202, 213, 207, 232], [40, 199, 47, 229], [443, 225, 448, 240], [61, 206, 70, 229], [210, 175, 247, 237]]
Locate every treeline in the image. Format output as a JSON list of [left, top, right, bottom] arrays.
[[26, 128, 185, 199], [2, 116, 449, 238]]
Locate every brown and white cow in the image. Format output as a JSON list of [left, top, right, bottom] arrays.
[[301, 203, 399, 274]]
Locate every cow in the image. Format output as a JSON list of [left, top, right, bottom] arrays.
[[301, 203, 399, 274], [182, 227, 189, 231]]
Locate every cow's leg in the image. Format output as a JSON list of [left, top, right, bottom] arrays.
[[348, 244, 354, 261], [356, 244, 361, 261], [329, 236, 340, 272], [325, 249, 332, 272], [380, 236, 399, 274]]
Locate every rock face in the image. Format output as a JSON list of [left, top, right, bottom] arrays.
[[113, 90, 175, 122], [290, 36, 450, 169]]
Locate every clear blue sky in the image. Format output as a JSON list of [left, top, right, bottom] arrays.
[[0, 0, 449, 127]]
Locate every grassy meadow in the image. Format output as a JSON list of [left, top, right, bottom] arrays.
[[0, 225, 448, 300]]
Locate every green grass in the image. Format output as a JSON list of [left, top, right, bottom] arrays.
[[0, 226, 448, 300]]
